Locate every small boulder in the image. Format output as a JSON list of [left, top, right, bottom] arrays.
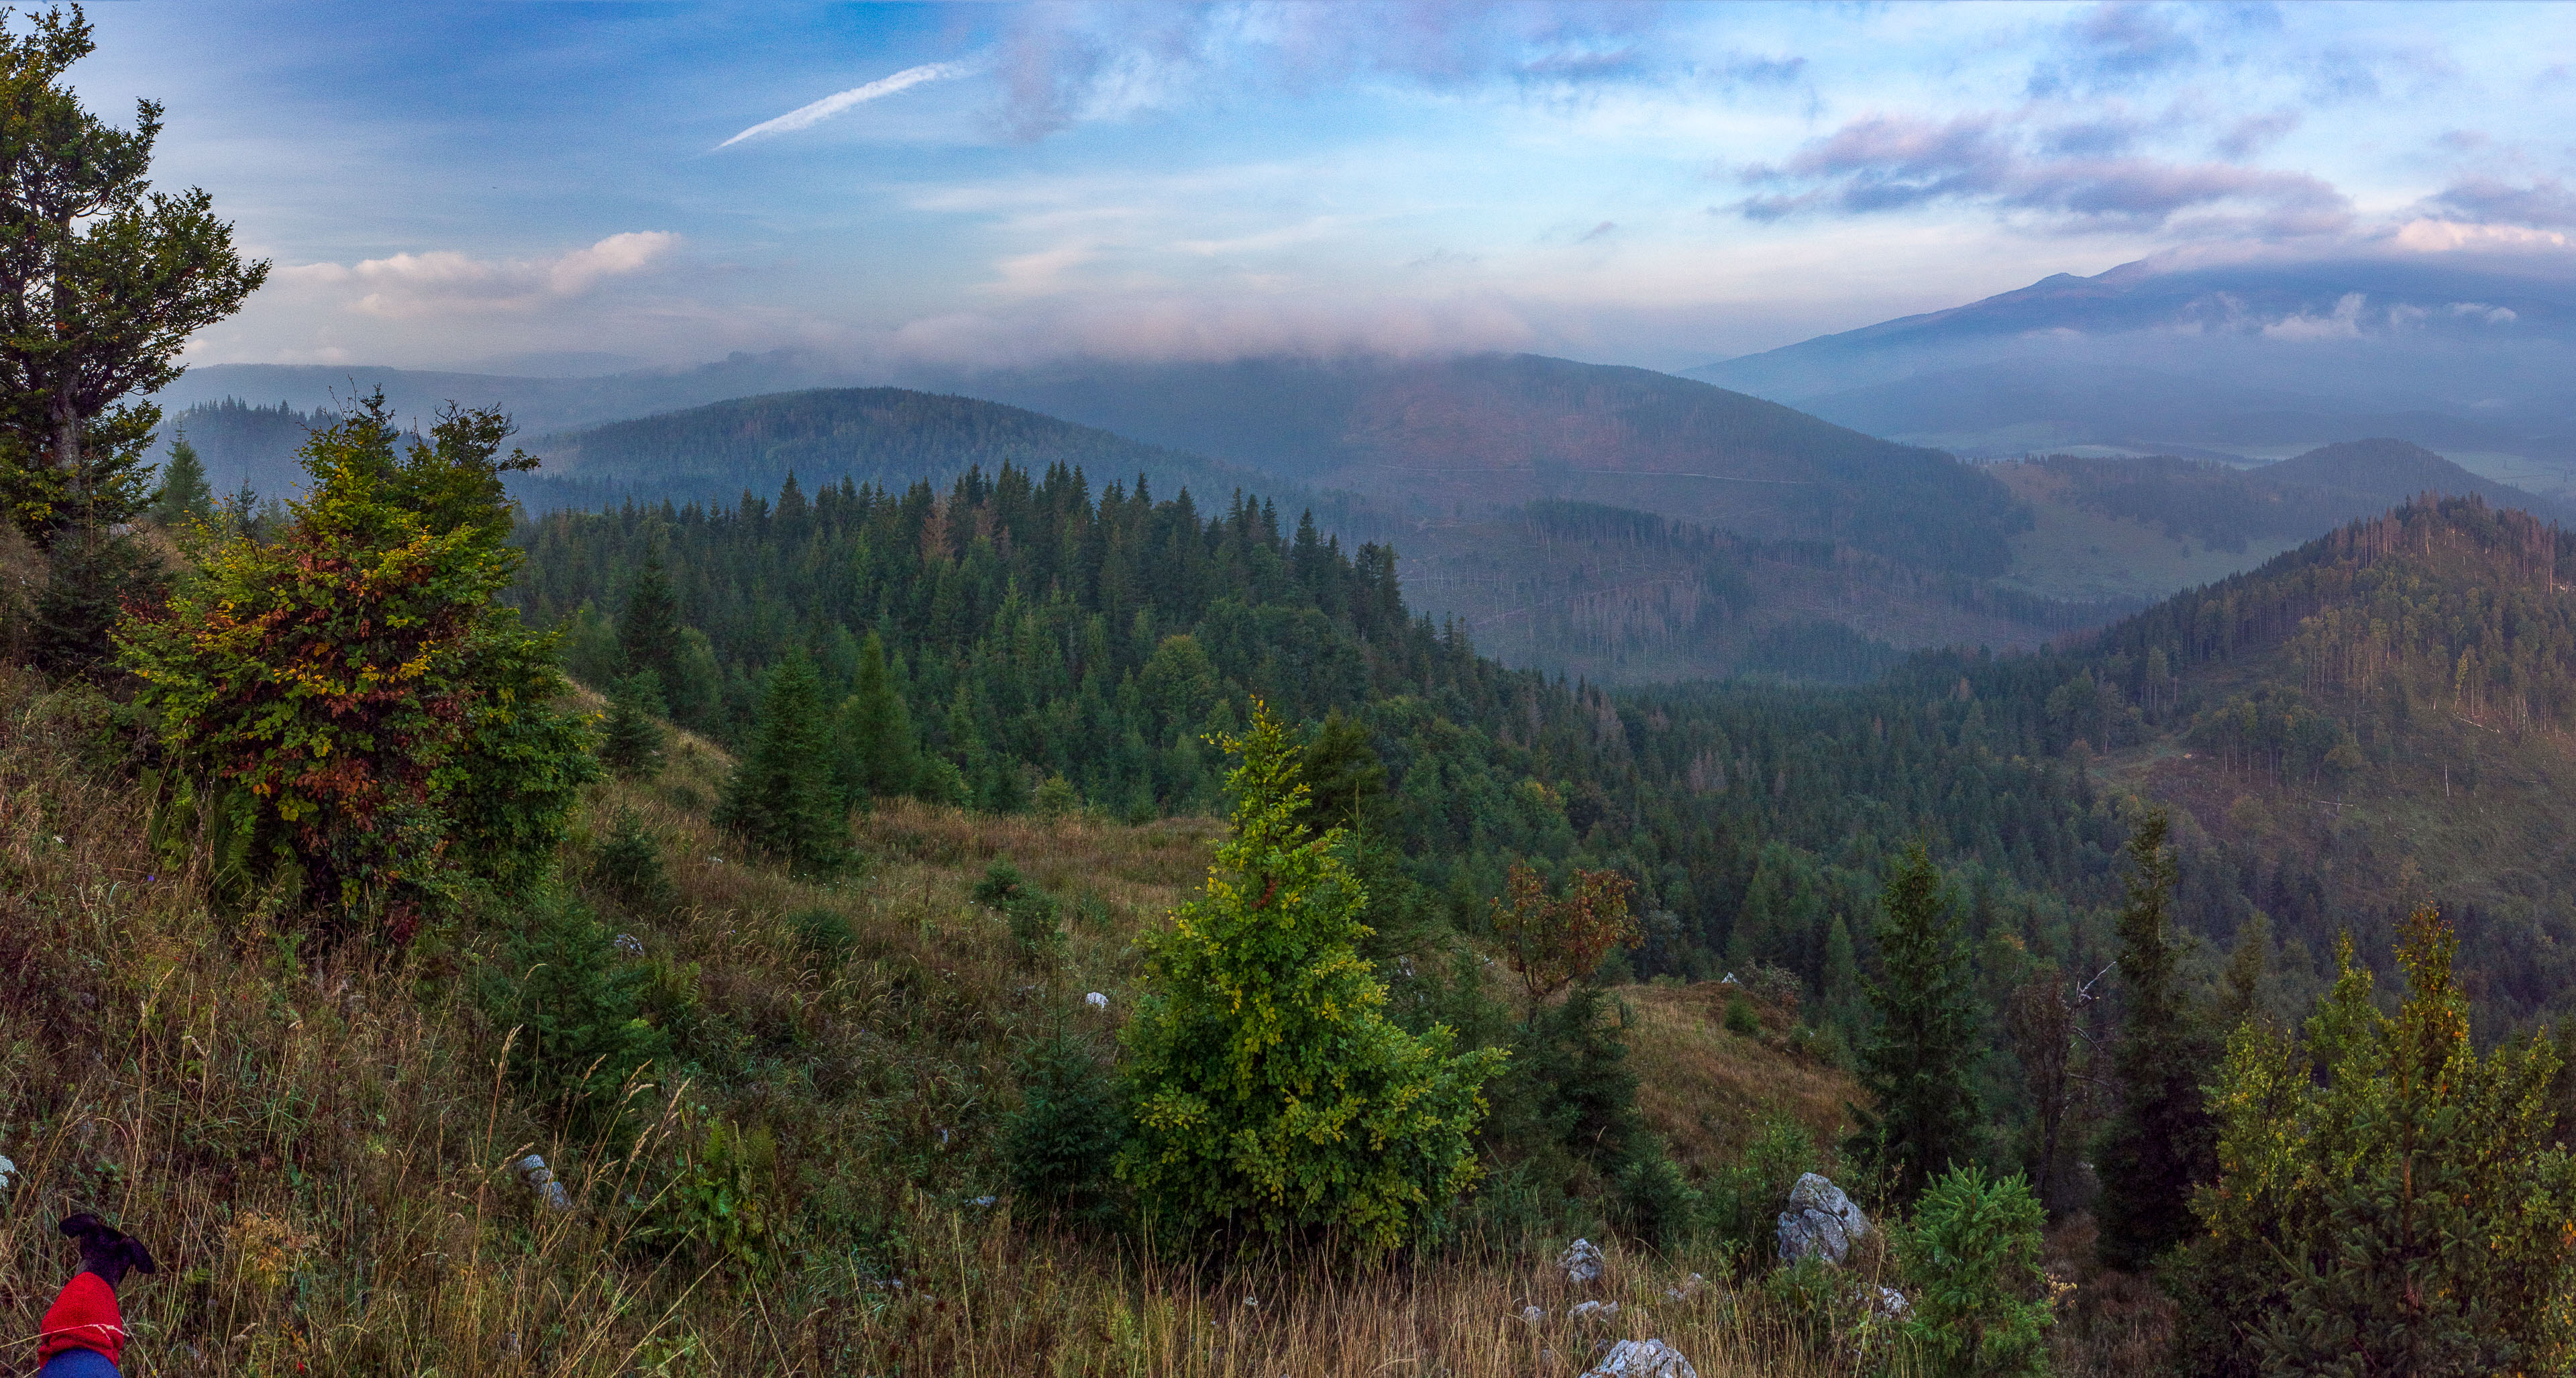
[[1560, 1236, 1607, 1285], [1662, 1273, 1705, 1302], [1776, 1172, 1869, 1267], [1584, 1338, 1699, 1378], [1085, 991, 1110, 1010], [1860, 1285, 1909, 1319], [1519, 1305, 1546, 1325], [515, 1153, 573, 1213], [1568, 1300, 1619, 1321]]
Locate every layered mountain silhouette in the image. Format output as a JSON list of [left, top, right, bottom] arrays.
[[1690, 255, 2576, 476]]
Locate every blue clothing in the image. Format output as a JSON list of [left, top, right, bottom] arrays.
[[42, 1348, 120, 1378]]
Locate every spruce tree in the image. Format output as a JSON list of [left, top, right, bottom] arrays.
[[713, 651, 842, 872], [1851, 842, 1984, 1201], [480, 888, 665, 1131], [616, 542, 684, 695], [2174, 910, 2576, 1375], [2094, 808, 2218, 1271], [831, 630, 918, 805], [598, 672, 667, 781], [1823, 910, 1864, 1041], [1118, 702, 1507, 1251], [148, 432, 213, 525]]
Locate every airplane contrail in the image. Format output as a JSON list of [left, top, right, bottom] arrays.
[[718, 60, 978, 149]]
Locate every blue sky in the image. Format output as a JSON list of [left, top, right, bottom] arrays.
[[71, 1, 2576, 374]]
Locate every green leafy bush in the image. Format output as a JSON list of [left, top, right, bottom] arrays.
[[975, 861, 1062, 956], [1725, 991, 1760, 1037], [1703, 1116, 1822, 1274], [1898, 1165, 2052, 1378], [119, 396, 593, 940], [1032, 775, 1080, 819], [637, 1120, 779, 1276]]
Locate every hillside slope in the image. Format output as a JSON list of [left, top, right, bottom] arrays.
[[0, 664, 1861, 1377], [1990, 439, 2571, 604], [917, 352, 2029, 575], [2003, 495, 2576, 1018]]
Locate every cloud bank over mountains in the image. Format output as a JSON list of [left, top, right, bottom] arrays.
[[105, 1, 2576, 374]]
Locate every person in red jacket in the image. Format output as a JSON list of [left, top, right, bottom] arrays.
[[37, 1214, 155, 1377]]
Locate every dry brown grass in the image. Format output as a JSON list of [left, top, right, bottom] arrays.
[[1619, 982, 1856, 1171], [0, 666, 1917, 1376]]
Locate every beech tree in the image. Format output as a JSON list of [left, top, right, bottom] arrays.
[[117, 395, 591, 940], [1489, 861, 1639, 1022]]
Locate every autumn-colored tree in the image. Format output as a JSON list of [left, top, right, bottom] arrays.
[[1490, 861, 1640, 1021], [117, 394, 592, 939]]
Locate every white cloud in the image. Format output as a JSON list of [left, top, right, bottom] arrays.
[[717, 61, 981, 148], [278, 232, 682, 318]]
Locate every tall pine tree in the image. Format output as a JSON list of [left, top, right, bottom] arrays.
[[149, 431, 212, 525], [1851, 843, 1985, 1201], [713, 650, 842, 872], [616, 541, 683, 705], [2094, 808, 2218, 1271], [831, 630, 918, 806]]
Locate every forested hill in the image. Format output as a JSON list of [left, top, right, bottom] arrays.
[[913, 352, 2029, 574], [518, 386, 1282, 514], [1968, 494, 2576, 1019], [513, 463, 2140, 1015]]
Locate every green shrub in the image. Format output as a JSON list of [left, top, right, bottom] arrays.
[[1032, 775, 1080, 819], [588, 809, 675, 914], [478, 889, 665, 1130], [119, 397, 595, 940], [1725, 990, 1760, 1036], [1898, 1165, 2052, 1378], [635, 954, 744, 1079], [975, 861, 1061, 956], [2174, 910, 2576, 1376], [1610, 1149, 1699, 1247], [1003, 1028, 1127, 1222], [636, 1119, 779, 1276], [598, 673, 667, 781], [1703, 1116, 1821, 1274], [786, 905, 858, 967]]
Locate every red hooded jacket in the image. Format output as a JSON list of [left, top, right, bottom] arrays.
[[38, 1271, 125, 1367]]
